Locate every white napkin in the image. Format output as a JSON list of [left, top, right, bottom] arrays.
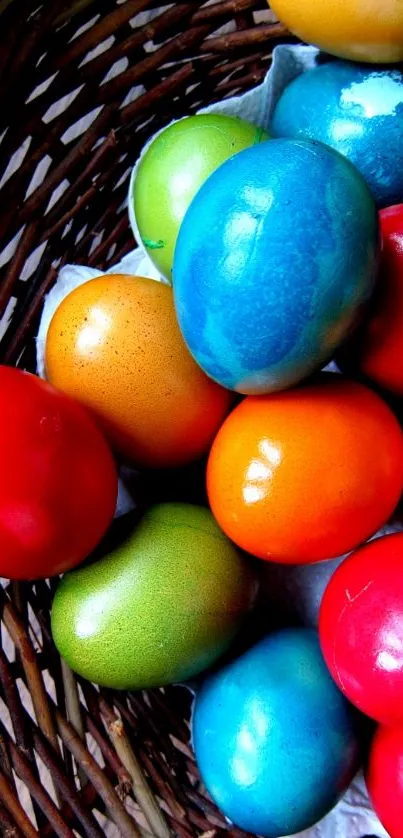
[[36, 45, 389, 836]]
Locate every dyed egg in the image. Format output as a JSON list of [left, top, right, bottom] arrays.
[[207, 375, 403, 563], [320, 533, 403, 725], [192, 629, 361, 838], [271, 62, 403, 208], [367, 725, 403, 838], [133, 114, 268, 281], [51, 504, 257, 689], [339, 205, 403, 394], [45, 275, 231, 467], [173, 139, 378, 394], [269, 0, 403, 63]]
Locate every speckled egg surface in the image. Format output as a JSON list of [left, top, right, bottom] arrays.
[[51, 503, 258, 690], [44, 274, 231, 467], [173, 139, 378, 394], [271, 62, 403, 208], [192, 629, 361, 838]]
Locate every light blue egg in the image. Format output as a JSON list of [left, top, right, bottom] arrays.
[[192, 629, 361, 838], [173, 139, 378, 394], [271, 62, 403, 208]]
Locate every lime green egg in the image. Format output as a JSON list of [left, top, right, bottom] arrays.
[[133, 114, 269, 281], [51, 503, 257, 690]]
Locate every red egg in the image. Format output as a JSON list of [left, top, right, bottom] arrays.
[[320, 533, 403, 724], [367, 725, 403, 838], [340, 204, 403, 395]]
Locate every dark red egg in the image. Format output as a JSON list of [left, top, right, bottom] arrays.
[[340, 204, 403, 395]]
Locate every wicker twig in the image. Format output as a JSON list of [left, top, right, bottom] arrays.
[[0, 773, 37, 838], [201, 20, 288, 51], [0, 800, 23, 838], [31, 727, 105, 838], [0, 223, 39, 317], [60, 660, 88, 791], [100, 699, 171, 838], [0, 650, 32, 757], [54, 708, 142, 838], [6, 741, 76, 838], [0, 597, 59, 757]]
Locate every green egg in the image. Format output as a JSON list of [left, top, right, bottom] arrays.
[[51, 503, 257, 690], [133, 114, 269, 281]]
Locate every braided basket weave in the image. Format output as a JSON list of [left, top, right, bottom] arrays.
[[0, 3, 373, 837]]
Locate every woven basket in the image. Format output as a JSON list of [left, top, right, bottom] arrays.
[[0, 3, 372, 837]]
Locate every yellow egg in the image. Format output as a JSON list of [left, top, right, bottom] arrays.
[[45, 275, 231, 467], [270, 0, 403, 63]]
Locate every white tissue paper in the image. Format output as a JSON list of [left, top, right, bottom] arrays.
[[36, 43, 391, 837]]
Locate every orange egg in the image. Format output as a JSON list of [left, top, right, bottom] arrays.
[[207, 375, 403, 564], [45, 275, 231, 467], [269, 0, 403, 63]]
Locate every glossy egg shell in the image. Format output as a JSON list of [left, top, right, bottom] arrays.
[[271, 63, 403, 208], [45, 274, 231, 467], [320, 533, 403, 724], [0, 367, 117, 580], [134, 114, 268, 281], [366, 725, 403, 838], [339, 204, 403, 394], [269, 0, 403, 63], [192, 629, 361, 838], [207, 375, 403, 563], [51, 504, 258, 689], [173, 139, 378, 395]]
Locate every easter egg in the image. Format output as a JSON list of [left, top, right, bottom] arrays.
[[173, 139, 378, 394], [339, 205, 403, 395], [192, 629, 361, 838], [320, 533, 403, 725], [207, 375, 403, 563], [45, 274, 231, 467], [366, 725, 403, 838], [271, 63, 403, 208], [133, 114, 268, 280], [51, 503, 257, 689], [0, 366, 117, 580], [269, 0, 403, 63]]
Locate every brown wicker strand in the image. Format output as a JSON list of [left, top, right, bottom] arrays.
[[0, 800, 23, 838], [0, 223, 40, 318], [0, 773, 37, 838], [5, 741, 76, 838], [99, 701, 171, 838], [1, 598, 59, 759], [53, 710, 142, 838]]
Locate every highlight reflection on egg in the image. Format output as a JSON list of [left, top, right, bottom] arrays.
[[45, 274, 231, 467], [271, 63, 403, 208], [192, 629, 361, 838]]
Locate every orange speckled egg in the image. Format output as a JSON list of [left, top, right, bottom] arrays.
[[207, 375, 403, 564], [269, 0, 403, 64], [45, 275, 231, 468]]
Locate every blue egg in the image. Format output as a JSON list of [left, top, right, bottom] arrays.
[[173, 139, 378, 394], [192, 629, 361, 838], [271, 62, 403, 209]]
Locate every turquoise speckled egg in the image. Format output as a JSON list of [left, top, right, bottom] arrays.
[[271, 62, 403, 208], [173, 139, 378, 395], [192, 629, 361, 837]]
